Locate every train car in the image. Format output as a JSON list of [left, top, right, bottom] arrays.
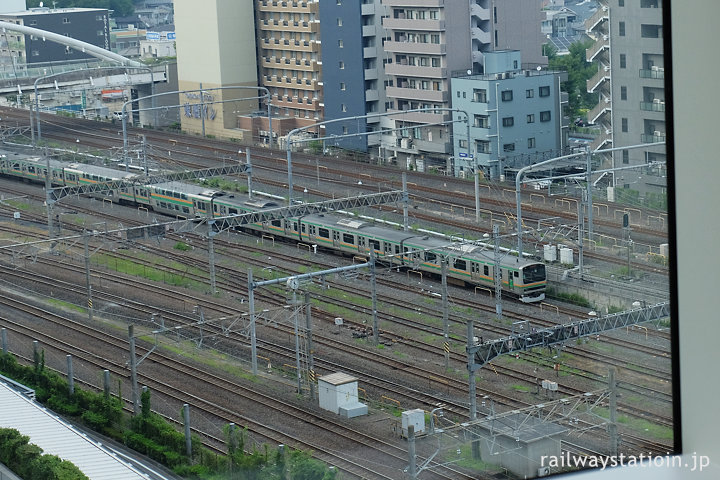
[[0, 154, 546, 301], [254, 212, 546, 302]]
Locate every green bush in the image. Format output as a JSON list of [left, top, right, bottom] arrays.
[[0, 428, 89, 480]]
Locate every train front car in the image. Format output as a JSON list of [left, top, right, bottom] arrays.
[[518, 261, 546, 302]]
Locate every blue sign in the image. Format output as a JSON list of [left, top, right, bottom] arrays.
[[167, 32, 176, 40], [458, 152, 473, 158], [146, 32, 160, 40]]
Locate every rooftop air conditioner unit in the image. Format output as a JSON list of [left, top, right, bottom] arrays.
[[654, 130, 662, 136]]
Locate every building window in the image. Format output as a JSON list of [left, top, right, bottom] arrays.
[[342, 126, 348, 134], [623, 150, 629, 164], [620, 53, 626, 68], [526, 89, 534, 98], [430, 34, 440, 44], [339, 61, 344, 69], [63, 17, 70, 24], [337, 18, 342, 26], [619, 0, 624, 5], [540, 111, 551, 122], [340, 82, 346, 90], [473, 89, 487, 103], [501, 90, 513, 102], [474, 115, 489, 128], [97, 30, 104, 36], [622, 117, 628, 132], [539, 86, 551, 97], [494, 30, 498, 47], [527, 114, 535, 123], [621, 86, 627, 100], [31, 50, 39, 56], [476, 140, 490, 153], [341, 104, 347, 112], [503, 143, 515, 152], [502, 117, 514, 127], [458, 139, 468, 149], [619, 21, 625, 36], [338, 39, 344, 48], [528, 137, 536, 148]]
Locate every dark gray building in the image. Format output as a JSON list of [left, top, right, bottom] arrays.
[[318, 1, 368, 152], [0, 7, 110, 64]]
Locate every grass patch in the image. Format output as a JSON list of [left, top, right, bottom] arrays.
[[512, 384, 531, 393], [47, 298, 86, 314], [94, 253, 206, 290]]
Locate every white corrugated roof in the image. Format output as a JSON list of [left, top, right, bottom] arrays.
[[0, 381, 150, 480]]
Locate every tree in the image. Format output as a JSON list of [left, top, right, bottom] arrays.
[[548, 39, 598, 121]]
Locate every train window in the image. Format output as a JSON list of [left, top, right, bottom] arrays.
[[302, 224, 306, 233], [343, 233, 354, 244], [484, 265, 489, 276], [395, 245, 400, 254], [293, 222, 298, 231], [514, 271, 519, 278], [271, 220, 282, 227], [454, 259, 467, 270], [309, 225, 316, 235], [318, 228, 330, 238], [213, 204, 218, 212], [426, 251, 436, 263], [28, 166, 35, 173], [369, 239, 380, 250], [229, 208, 238, 215], [182, 207, 189, 214]]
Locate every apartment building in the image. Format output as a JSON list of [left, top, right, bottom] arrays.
[[379, 0, 471, 171], [318, 0, 387, 153], [470, 0, 547, 73], [586, 0, 666, 193], [452, 51, 567, 179], [0, 7, 110, 65], [254, 0, 323, 144]]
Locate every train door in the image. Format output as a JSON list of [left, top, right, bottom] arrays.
[[333, 230, 340, 248], [471, 262, 481, 282], [508, 269, 514, 288]]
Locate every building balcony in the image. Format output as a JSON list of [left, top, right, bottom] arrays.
[[386, 86, 446, 102], [385, 63, 446, 78], [587, 65, 610, 93], [382, 0, 445, 7], [589, 130, 612, 152], [382, 40, 446, 55], [414, 138, 451, 154], [586, 37, 609, 62], [361, 2, 375, 15], [471, 27, 490, 44], [641, 131, 666, 143], [365, 89, 379, 102], [388, 108, 447, 124], [639, 66, 665, 79], [382, 17, 445, 31], [587, 95, 611, 124], [470, 3, 490, 21], [585, 4, 608, 33], [258, 0, 317, 13], [362, 25, 376, 36], [364, 68, 378, 80], [258, 18, 319, 33], [640, 100, 666, 112]]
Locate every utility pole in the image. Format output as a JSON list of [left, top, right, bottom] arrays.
[[441, 257, 449, 369], [493, 224, 503, 318]]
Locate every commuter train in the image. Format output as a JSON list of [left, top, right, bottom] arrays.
[[0, 154, 546, 302]]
